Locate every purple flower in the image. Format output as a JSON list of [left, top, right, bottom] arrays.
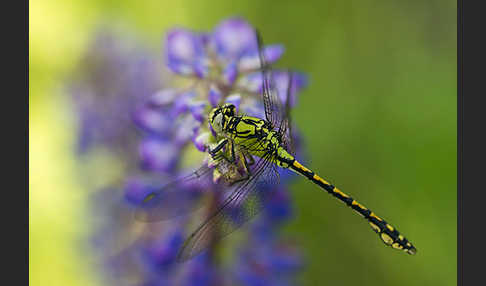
[[71, 18, 308, 286], [139, 18, 307, 149], [139, 137, 180, 173], [70, 29, 163, 156], [143, 228, 184, 270], [166, 29, 207, 77], [212, 18, 258, 60]]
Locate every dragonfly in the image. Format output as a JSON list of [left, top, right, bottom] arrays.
[[134, 30, 417, 262]]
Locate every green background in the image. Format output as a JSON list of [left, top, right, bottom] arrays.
[[30, 0, 456, 285]]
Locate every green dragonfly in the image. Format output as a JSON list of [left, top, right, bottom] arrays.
[[135, 30, 417, 262]]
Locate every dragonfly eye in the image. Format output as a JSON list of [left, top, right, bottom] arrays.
[[210, 112, 224, 133], [208, 104, 235, 134], [222, 104, 236, 117]]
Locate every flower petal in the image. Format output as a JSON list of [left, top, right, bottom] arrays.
[[174, 114, 201, 145], [170, 91, 196, 117], [145, 230, 184, 269], [139, 138, 179, 172], [166, 28, 206, 75], [133, 105, 171, 135], [273, 71, 308, 108], [148, 89, 178, 107], [238, 44, 285, 71], [193, 132, 210, 152], [193, 57, 209, 78], [225, 94, 241, 111], [124, 178, 156, 205], [223, 61, 238, 85], [238, 72, 262, 93], [189, 100, 207, 122], [212, 18, 257, 59], [208, 85, 222, 107], [264, 44, 285, 63], [239, 70, 308, 108]]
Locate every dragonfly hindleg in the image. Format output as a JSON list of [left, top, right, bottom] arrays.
[[242, 149, 255, 166]]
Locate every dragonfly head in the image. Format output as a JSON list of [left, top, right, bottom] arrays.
[[208, 104, 236, 134]]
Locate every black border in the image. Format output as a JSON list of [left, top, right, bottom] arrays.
[[7, 0, 28, 284], [460, 0, 486, 285]]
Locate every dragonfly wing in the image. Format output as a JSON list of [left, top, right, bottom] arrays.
[[281, 71, 295, 153], [177, 152, 279, 262], [256, 30, 286, 131], [255, 31, 294, 152], [133, 164, 215, 222]]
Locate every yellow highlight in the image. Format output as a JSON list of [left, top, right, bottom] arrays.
[[398, 234, 404, 241], [392, 242, 403, 249], [313, 174, 330, 186], [143, 193, 156, 203], [352, 200, 367, 210], [381, 233, 394, 245], [386, 224, 394, 231], [333, 187, 350, 198], [370, 212, 382, 221], [369, 222, 381, 233], [294, 161, 312, 173]]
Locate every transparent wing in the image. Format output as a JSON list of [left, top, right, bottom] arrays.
[[255, 30, 293, 151], [177, 152, 279, 262], [133, 163, 215, 222], [281, 71, 295, 153], [256, 30, 286, 130]]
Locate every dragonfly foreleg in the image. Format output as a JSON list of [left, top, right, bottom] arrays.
[[209, 138, 240, 165], [209, 138, 228, 155], [209, 139, 229, 159]]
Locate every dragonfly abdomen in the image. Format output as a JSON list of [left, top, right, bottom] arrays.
[[287, 159, 417, 255]]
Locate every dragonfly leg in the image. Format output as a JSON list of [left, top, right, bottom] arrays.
[[209, 139, 228, 158], [243, 150, 255, 166], [209, 138, 239, 165], [223, 148, 253, 186], [229, 140, 237, 163], [235, 152, 252, 182]]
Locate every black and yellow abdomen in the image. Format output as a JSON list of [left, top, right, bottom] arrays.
[[221, 114, 416, 255], [285, 159, 417, 255]]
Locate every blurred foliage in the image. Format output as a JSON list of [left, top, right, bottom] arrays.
[[30, 0, 456, 285]]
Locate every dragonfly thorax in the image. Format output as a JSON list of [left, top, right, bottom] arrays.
[[208, 103, 294, 168]]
